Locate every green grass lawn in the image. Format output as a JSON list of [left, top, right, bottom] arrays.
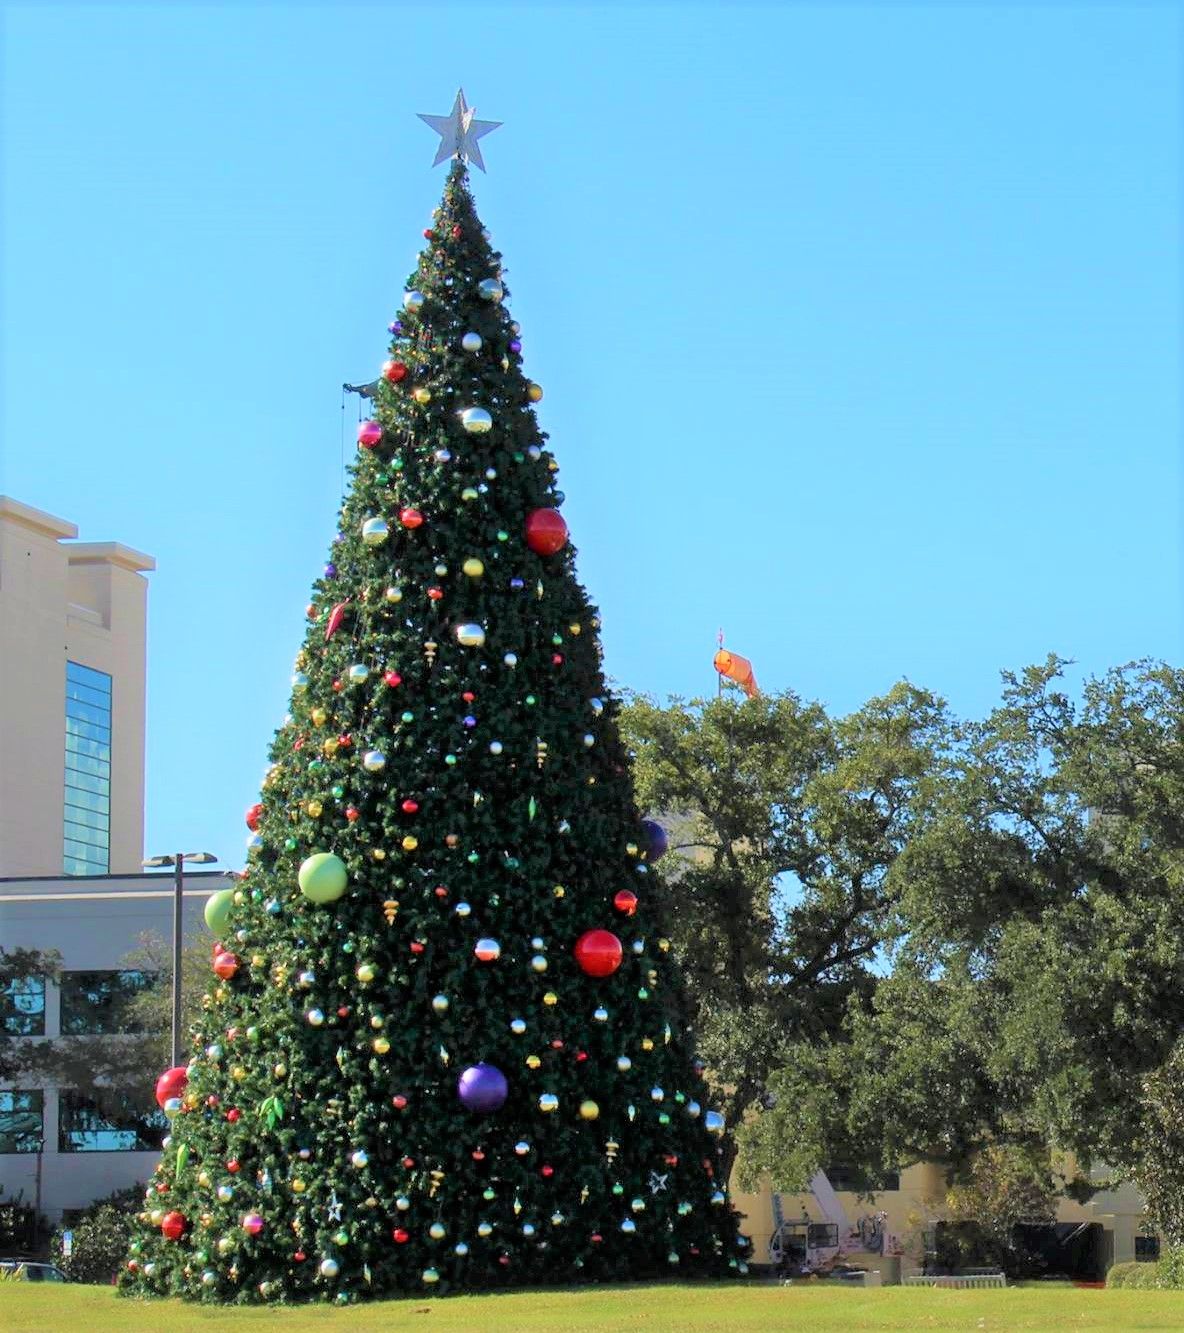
[[4, 1281, 1184, 1332]]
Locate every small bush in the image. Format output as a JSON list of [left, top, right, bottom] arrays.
[[51, 1183, 143, 1286], [1106, 1261, 1139, 1288]]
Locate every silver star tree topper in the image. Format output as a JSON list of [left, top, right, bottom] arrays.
[[418, 89, 501, 172]]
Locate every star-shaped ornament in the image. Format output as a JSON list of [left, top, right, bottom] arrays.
[[418, 88, 501, 172], [327, 1191, 343, 1222], [648, 1171, 669, 1194]]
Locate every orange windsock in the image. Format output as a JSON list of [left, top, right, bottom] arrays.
[[714, 649, 759, 698]]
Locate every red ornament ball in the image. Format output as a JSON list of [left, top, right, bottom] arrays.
[[422, 228, 433, 239], [227, 1159, 240, 1174], [345, 806, 360, 823], [245, 802, 263, 831], [393, 1228, 410, 1244], [384, 670, 403, 688], [525, 508, 569, 556], [160, 1211, 186, 1242], [382, 360, 408, 383], [451, 225, 462, 239], [226, 1108, 241, 1123], [399, 507, 424, 529], [402, 798, 420, 814], [427, 586, 444, 601], [613, 889, 639, 917], [573, 929, 623, 978], [357, 420, 383, 449], [392, 1095, 408, 1109], [212, 952, 238, 980], [155, 1066, 188, 1110]]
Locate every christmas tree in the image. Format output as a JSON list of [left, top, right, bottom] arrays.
[[123, 105, 743, 1303]]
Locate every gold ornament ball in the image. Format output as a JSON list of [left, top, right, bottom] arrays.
[[385, 586, 403, 604], [641, 1038, 655, 1052], [356, 963, 376, 983], [274, 1063, 287, 1078], [462, 557, 485, 578], [373, 1037, 391, 1054], [402, 835, 419, 852], [251, 954, 265, 968], [658, 938, 671, 952], [310, 707, 328, 727], [231, 1065, 247, 1082], [323, 739, 339, 756], [372, 848, 386, 861], [292, 1179, 306, 1194], [528, 383, 544, 402], [543, 991, 558, 1006], [413, 387, 431, 404], [198, 1171, 211, 1188], [553, 884, 565, 899], [579, 1100, 600, 1121], [306, 800, 323, 818], [526, 1054, 541, 1069]]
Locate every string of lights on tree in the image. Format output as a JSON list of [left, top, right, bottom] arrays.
[[121, 93, 746, 1304]]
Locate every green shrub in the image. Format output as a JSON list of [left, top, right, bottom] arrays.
[[1155, 1244, 1184, 1289], [1106, 1261, 1141, 1288], [51, 1183, 143, 1286]]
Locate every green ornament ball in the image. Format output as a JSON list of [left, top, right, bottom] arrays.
[[298, 852, 348, 904], [204, 888, 235, 935]]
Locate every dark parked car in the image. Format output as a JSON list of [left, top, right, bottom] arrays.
[[0, 1260, 68, 1281]]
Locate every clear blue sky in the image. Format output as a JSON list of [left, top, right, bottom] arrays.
[[2, 4, 1179, 871]]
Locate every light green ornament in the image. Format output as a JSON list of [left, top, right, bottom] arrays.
[[298, 852, 348, 904], [204, 888, 234, 935]]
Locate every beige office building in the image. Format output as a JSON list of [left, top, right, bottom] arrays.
[[0, 496, 155, 878]]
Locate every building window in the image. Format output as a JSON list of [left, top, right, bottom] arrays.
[[59, 970, 156, 1036], [1136, 1235, 1161, 1262], [64, 661, 112, 876], [0, 974, 46, 1036], [825, 1165, 901, 1193], [0, 1092, 44, 1154], [58, 1091, 166, 1153]]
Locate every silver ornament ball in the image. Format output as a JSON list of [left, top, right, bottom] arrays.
[[461, 332, 483, 352], [461, 407, 493, 434]]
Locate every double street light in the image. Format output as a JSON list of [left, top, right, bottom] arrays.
[[142, 851, 219, 1067]]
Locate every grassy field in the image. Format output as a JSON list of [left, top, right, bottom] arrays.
[[4, 1281, 1184, 1332]]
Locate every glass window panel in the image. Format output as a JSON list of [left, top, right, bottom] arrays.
[[63, 840, 108, 870], [66, 753, 111, 780], [63, 787, 108, 814], [65, 734, 111, 761], [65, 772, 110, 797], [65, 698, 111, 728], [65, 715, 111, 744], [63, 804, 110, 832], [60, 971, 156, 1036], [63, 854, 96, 876], [0, 1092, 44, 1153], [0, 976, 46, 1036], [63, 821, 109, 850], [58, 1090, 165, 1152], [67, 662, 112, 693], [66, 681, 112, 710]]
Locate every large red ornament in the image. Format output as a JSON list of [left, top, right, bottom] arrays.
[[382, 360, 408, 383], [160, 1211, 186, 1242], [357, 420, 383, 449], [525, 508, 568, 556], [212, 952, 239, 980], [325, 600, 349, 641], [155, 1066, 188, 1110], [613, 889, 638, 917], [245, 802, 263, 831], [399, 507, 424, 529], [573, 929, 623, 978]]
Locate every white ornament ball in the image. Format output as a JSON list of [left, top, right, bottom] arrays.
[[320, 1257, 340, 1278], [461, 332, 483, 352]]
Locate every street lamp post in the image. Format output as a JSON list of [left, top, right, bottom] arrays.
[[143, 851, 218, 1067]]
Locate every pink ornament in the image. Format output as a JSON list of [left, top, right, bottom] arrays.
[[357, 420, 383, 449], [241, 1212, 265, 1236]]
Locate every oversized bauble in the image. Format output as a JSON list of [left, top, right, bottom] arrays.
[[461, 332, 482, 352], [641, 819, 668, 861], [160, 1210, 186, 1241], [474, 938, 501, 962], [461, 407, 493, 434], [403, 291, 425, 314], [456, 622, 486, 648], [212, 952, 238, 980], [382, 359, 408, 382], [245, 802, 263, 831], [298, 853, 348, 904], [241, 1212, 264, 1236], [362, 749, 386, 772], [357, 419, 383, 449], [361, 517, 389, 546], [574, 929, 623, 978], [614, 889, 638, 916], [477, 278, 504, 302], [163, 1097, 182, 1119], [458, 1063, 508, 1114], [525, 508, 569, 556], [155, 1066, 188, 1110], [203, 888, 234, 935]]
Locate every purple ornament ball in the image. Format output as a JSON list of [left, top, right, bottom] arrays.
[[458, 1063, 508, 1114], [323, 563, 337, 580], [641, 818, 668, 862], [509, 339, 522, 353]]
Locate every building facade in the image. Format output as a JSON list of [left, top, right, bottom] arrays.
[[0, 496, 154, 879], [0, 871, 234, 1222]]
